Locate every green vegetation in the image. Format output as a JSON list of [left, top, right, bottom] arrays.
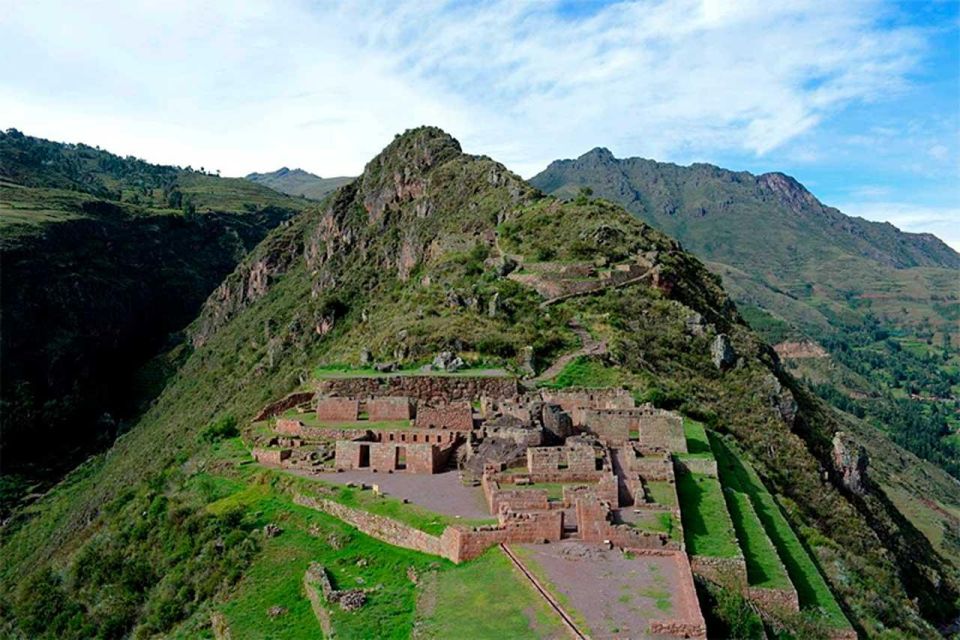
[[682, 417, 712, 457], [414, 548, 566, 639], [541, 355, 622, 388], [724, 491, 791, 589], [627, 510, 682, 542], [710, 434, 849, 628], [675, 471, 741, 558], [643, 480, 678, 507], [532, 151, 960, 481]]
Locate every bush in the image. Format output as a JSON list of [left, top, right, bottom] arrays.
[[199, 414, 238, 443]]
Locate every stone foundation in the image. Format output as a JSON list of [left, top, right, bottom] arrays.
[[317, 375, 519, 402], [316, 397, 360, 422], [367, 396, 415, 421], [415, 402, 474, 430]]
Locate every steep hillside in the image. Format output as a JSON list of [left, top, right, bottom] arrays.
[[0, 129, 309, 506], [1, 128, 957, 639], [531, 150, 960, 477], [245, 167, 354, 200]]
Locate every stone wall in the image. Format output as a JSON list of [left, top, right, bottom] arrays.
[[293, 494, 447, 556], [747, 587, 800, 613], [576, 496, 680, 550], [526, 444, 598, 475], [316, 397, 359, 422], [581, 409, 636, 444], [276, 418, 305, 435], [253, 391, 316, 421], [689, 555, 748, 589], [367, 396, 414, 421], [415, 402, 474, 430], [539, 388, 635, 426], [496, 509, 562, 543], [624, 452, 675, 481], [482, 474, 550, 514], [637, 410, 686, 453], [318, 375, 519, 402], [647, 551, 707, 640], [675, 457, 718, 477], [251, 447, 291, 467], [335, 440, 448, 473]]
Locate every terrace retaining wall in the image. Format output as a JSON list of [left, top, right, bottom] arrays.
[[318, 376, 519, 402]]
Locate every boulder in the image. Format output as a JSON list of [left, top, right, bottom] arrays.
[[832, 432, 869, 495], [432, 351, 464, 372], [711, 334, 737, 370]]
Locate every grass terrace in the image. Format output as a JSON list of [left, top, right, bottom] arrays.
[[625, 509, 683, 542], [643, 480, 678, 507], [277, 408, 414, 431], [539, 355, 623, 389], [709, 434, 851, 628], [675, 471, 741, 558], [680, 417, 713, 458]]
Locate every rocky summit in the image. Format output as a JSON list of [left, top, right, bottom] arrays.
[[1, 127, 958, 640]]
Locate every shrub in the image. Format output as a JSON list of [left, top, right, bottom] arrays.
[[199, 414, 238, 443]]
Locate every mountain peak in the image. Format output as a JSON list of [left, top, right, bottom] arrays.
[[579, 146, 616, 164]]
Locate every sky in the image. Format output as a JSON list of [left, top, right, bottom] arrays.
[[2, 0, 958, 248]]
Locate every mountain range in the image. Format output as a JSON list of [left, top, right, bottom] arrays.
[[0, 127, 958, 639]]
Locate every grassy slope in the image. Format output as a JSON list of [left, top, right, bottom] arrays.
[[2, 128, 957, 639], [676, 471, 741, 558]]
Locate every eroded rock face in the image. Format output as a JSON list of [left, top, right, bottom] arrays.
[[832, 431, 869, 495], [711, 334, 737, 370]]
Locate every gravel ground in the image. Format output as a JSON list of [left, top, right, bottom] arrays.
[[516, 542, 689, 640], [314, 469, 492, 519]]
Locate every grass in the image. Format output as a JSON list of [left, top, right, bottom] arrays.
[[682, 417, 712, 457], [644, 480, 678, 507], [709, 434, 850, 628], [413, 548, 566, 639], [675, 471, 741, 558], [540, 355, 622, 388], [626, 510, 682, 542], [502, 482, 582, 501], [723, 491, 792, 589], [278, 409, 414, 431], [214, 486, 445, 639]]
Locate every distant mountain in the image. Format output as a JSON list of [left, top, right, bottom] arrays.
[[245, 167, 353, 200], [531, 148, 960, 476]]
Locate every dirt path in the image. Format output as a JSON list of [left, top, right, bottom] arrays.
[[540, 267, 656, 308], [532, 319, 607, 384], [501, 544, 589, 640]]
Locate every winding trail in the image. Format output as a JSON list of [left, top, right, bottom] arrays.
[[532, 319, 607, 384]]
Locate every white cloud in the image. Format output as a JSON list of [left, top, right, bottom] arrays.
[[0, 0, 934, 183], [838, 201, 960, 252]]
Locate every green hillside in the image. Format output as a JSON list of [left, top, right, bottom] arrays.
[[0, 129, 309, 509], [1, 128, 957, 639], [245, 167, 354, 201], [531, 149, 960, 478]]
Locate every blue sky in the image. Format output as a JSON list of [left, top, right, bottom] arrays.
[[1, 0, 958, 248]]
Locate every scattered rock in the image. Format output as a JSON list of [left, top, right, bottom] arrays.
[[685, 312, 706, 336], [359, 347, 371, 365], [407, 566, 419, 584], [496, 256, 518, 277], [488, 292, 500, 318], [338, 590, 366, 611], [327, 533, 345, 550], [520, 346, 535, 377], [374, 361, 397, 372], [267, 605, 287, 618], [263, 523, 282, 538], [356, 557, 368, 567], [710, 334, 737, 370], [832, 432, 869, 495], [432, 351, 464, 372]]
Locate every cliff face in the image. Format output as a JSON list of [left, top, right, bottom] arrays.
[[0, 130, 310, 492], [0, 208, 296, 482]]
